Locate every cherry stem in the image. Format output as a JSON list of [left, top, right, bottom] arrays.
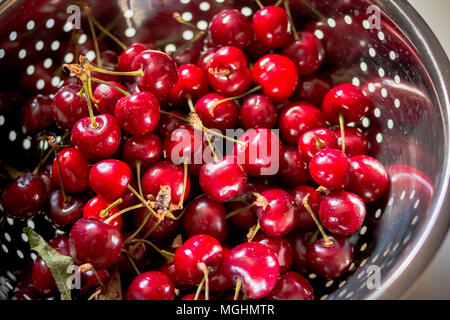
[[312, 134, 325, 149], [159, 110, 188, 122], [48, 136, 68, 204], [128, 239, 174, 261], [88, 288, 102, 300], [32, 131, 70, 175], [247, 222, 260, 242], [140, 218, 162, 239], [0, 162, 22, 180], [90, 65, 143, 77], [122, 249, 141, 275], [210, 85, 262, 112], [85, 6, 102, 68], [197, 262, 209, 300], [88, 8, 127, 50], [204, 130, 220, 163], [186, 95, 195, 113], [208, 67, 230, 77], [136, 161, 144, 199], [309, 229, 320, 244], [284, 0, 299, 41], [172, 12, 201, 31], [99, 198, 123, 218], [302, 194, 332, 246], [82, 80, 99, 129], [339, 113, 346, 154], [194, 276, 205, 301], [226, 202, 256, 219], [127, 184, 160, 220], [255, 0, 264, 9], [234, 278, 242, 300], [299, 0, 325, 19], [316, 186, 330, 194], [104, 203, 144, 225], [91, 77, 131, 96]]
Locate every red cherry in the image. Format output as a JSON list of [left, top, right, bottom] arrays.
[[122, 134, 163, 169], [93, 81, 128, 115], [349, 155, 389, 203], [291, 186, 323, 230], [51, 148, 90, 194], [240, 94, 277, 129], [21, 95, 53, 132], [288, 231, 314, 273], [133, 206, 181, 240], [194, 93, 239, 132], [226, 201, 258, 230], [48, 234, 70, 250], [51, 84, 89, 129], [71, 114, 121, 161], [210, 9, 253, 49], [181, 293, 206, 300], [160, 260, 191, 289], [252, 6, 291, 49], [118, 43, 149, 72], [278, 102, 326, 145], [309, 149, 351, 190], [176, 64, 209, 99], [115, 91, 160, 136], [69, 218, 123, 269], [90, 51, 121, 89], [174, 234, 224, 285], [266, 271, 314, 300], [83, 195, 123, 229], [294, 75, 331, 106], [199, 156, 248, 202], [80, 269, 111, 296], [209, 247, 234, 293], [334, 126, 369, 157], [253, 234, 293, 273], [298, 128, 338, 162], [32, 247, 70, 295], [319, 191, 366, 236], [156, 110, 185, 139], [48, 190, 85, 230], [253, 54, 298, 103], [89, 159, 132, 201], [307, 235, 354, 278], [224, 242, 279, 299], [277, 146, 310, 188], [197, 48, 216, 73], [126, 271, 175, 300]]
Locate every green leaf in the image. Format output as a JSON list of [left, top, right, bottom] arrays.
[[24, 227, 74, 300]]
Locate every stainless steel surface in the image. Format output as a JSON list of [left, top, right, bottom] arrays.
[[0, 0, 449, 300]]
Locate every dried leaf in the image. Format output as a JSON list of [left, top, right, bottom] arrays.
[[98, 271, 122, 300]]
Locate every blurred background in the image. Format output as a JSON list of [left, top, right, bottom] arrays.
[[402, 0, 450, 300]]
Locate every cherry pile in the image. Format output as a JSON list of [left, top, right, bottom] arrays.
[[1, 2, 390, 301]]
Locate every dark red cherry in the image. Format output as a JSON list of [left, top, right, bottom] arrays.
[[210, 9, 253, 49], [118, 235, 148, 274], [122, 134, 163, 169], [309, 149, 351, 190], [118, 43, 149, 72], [174, 234, 224, 285], [277, 146, 310, 188], [206, 46, 252, 97], [291, 186, 322, 230], [160, 260, 190, 289], [181, 293, 206, 300], [298, 128, 338, 162], [69, 218, 123, 269], [48, 234, 70, 250], [21, 95, 53, 132], [226, 200, 258, 230], [349, 155, 389, 203], [115, 91, 160, 136], [224, 242, 279, 299], [288, 231, 314, 273], [199, 156, 248, 202], [131, 50, 178, 100], [1, 173, 47, 218], [282, 31, 325, 76], [322, 83, 371, 124], [307, 235, 354, 278], [126, 271, 175, 300], [93, 81, 128, 115], [253, 54, 298, 103], [133, 206, 181, 240], [294, 75, 331, 107], [266, 271, 314, 300], [252, 6, 291, 49], [197, 48, 216, 73], [80, 269, 111, 296], [48, 190, 85, 230], [20, 59, 59, 95], [278, 102, 326, 145], [71, 114, 121, 161], [234, 128, 283, 177], [51, 148, 90, 194], [194, 93, 239, 132], [335, 126, 369, 157], [209, 247, 234, 293], [254, 189, 298, 236], [253, 234, 293, 273], [32, 247, 70, 295], [89, 159, 132, 201], [83, 195, 123, 229], [51, 84, 89, 129], [182, 196, 227, 242], [240, 94, 277, 129], [156, 110, 185, 139]]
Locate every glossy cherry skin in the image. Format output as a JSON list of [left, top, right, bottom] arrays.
[[174, 234, 224, 285], [1, 173, 47, 218], [131, 50, 178, 100], [278, 102, 326, 145], [160, 260, 191, 289], [93, 81, 128, 115], [291, 186, 323, 230], [282, 31, 325, 76], [319, 191, 366, 236], [226, 200, 258, 230], [51, 84, 89, 129], [309, 149, 352, 190], [197, 48, 216, 73], [266, 271, 314, 300], [209, 248, 234, 292], [122, 134, 163, 169], [224, 242, 279, 300], [118, 235, 148, 274], [156, 110, 185, 139], [89, 159, 132, 201], [71, 114, 121, 161], [194, 93, 239, 132], [206, 46, 252, 97], [48, 234, 70, 250], [277, 146, 310, 188], [254, 189, 299, 237], [80, 269, 111, 296], [288, 231, 314, 273], [51, 148, 90, 194], [307, 235, 354, 278], [182, 196, 227, 242], [48, 190, 85, 230], [252, 6, 291, 49], [240, 94, 277, 129], [142, 161, 191, 205], [298, 128, 338, 162], [322, 83, 371, 124], [294, 75, 331, 107], [199, 156, 248, 202], [118, 43, 149, 72], [210, 9, 253, 49], [115, 91, 160, 136], [335, 126, 369, 157], [126, 271, 175, 300], [171, 64, 209, 103], [69, 218, 123, 269], [253, 54, 298, 103], [234, 128, 283, 177], [21, 95, 53, 132], [253, 234, 293, 273], [83, 195, 123, 229], [133, 206, 181, 240], [349, 155, 389, 203]]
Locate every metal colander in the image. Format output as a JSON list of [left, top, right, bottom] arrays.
[[0, 0, 449, 300]]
